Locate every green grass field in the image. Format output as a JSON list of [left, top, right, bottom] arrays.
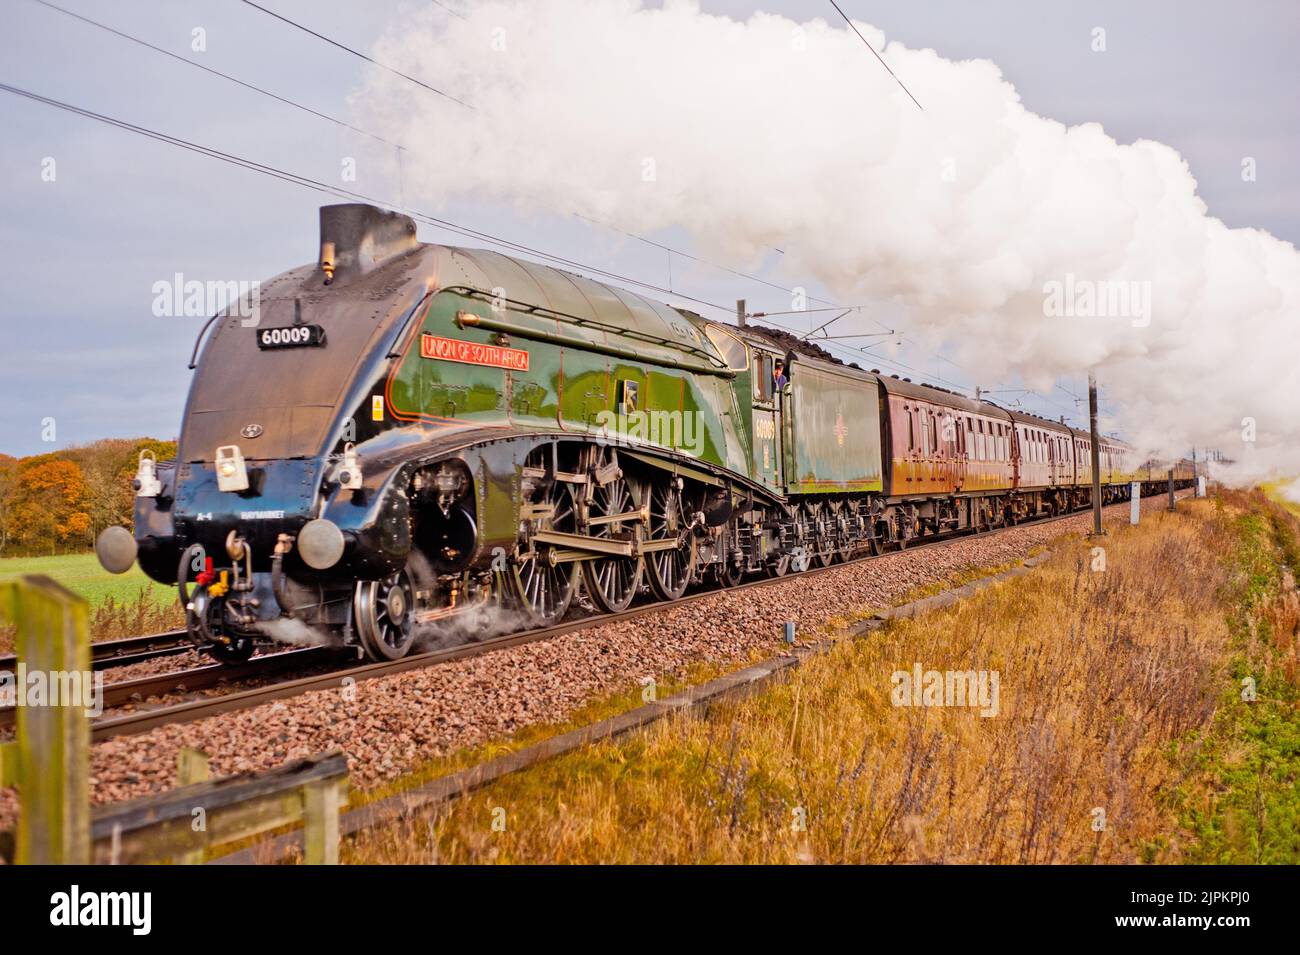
[[0, 552, 176, 610]]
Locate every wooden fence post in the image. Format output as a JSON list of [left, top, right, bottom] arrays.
[[0, 575, 91, 864], [177, 747, 211, 864], [303, 777, 344, 864]]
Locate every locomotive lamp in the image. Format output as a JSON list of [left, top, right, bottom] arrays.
[[333, 442, 364, 491], [320, 240, 336, 285], [132, 449, 163, 497], [215, 445, 250, 492]]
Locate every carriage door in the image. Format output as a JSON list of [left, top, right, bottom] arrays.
[[1011, 425, 1022, 488], [751, 349, 782, 490]]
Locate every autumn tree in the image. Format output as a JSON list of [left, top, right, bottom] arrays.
[[0, 454, 16, 553], [0, 438, 176, 555], [4, 457, 92, 554], [66, 437, 178, 540]]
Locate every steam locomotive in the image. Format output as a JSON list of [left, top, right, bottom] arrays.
[[95, 204, 1197, 662]]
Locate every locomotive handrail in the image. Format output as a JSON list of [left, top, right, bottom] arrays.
[[455, 312, 736, 379], [187, 311, 225, 369], [443, 285, 733, 376]]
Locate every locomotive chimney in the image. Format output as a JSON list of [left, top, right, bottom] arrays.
[[318, 204, 418, 285]]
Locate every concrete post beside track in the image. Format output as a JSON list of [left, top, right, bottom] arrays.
[[1088, 373, 1104, 537]]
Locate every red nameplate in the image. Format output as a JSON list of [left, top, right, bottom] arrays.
[[421, 334, 529, 371]]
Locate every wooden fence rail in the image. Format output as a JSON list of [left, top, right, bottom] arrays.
[[92, 751, 348, 865]]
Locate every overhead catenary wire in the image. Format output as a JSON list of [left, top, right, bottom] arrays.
[[5, 78, 1049, 413], [16, 6, 1062, 420], [826, 0, 924, 111], [234, 0, 846, 312], [0, 80, 739, 317], [232, 0, 962, 370], [25, 0, 401, 148], [236, 0, 473, 109], [27, 0, 848, 322], [429, 0, 466, 21]]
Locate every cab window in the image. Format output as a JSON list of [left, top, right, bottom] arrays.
[[753, 352, 773, 401], [706, 325, 749, 373]]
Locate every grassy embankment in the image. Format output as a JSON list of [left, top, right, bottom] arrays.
[[0, 552, 182, 652], [346, 490, 1299, 863]]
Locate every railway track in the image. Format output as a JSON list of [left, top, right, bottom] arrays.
[[0, 630, 193, 675], [71, 493, 1187, 743], [0, 645, 336, 733]]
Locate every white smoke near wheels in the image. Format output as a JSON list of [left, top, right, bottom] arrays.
[[356, 0, 1299, 483]]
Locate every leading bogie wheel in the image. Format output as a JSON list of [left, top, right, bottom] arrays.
[[189, 591, 256, 664], [354, 569, 417, 661], [207, 633, 256, 664]]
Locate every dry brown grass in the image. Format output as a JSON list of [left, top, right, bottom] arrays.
[[0, 587, 183, 654], [348, 497, 1259, 864], [87, 591, 185, 642]]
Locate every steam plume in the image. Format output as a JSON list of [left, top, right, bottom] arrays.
[[357, 0, 1300, 483]]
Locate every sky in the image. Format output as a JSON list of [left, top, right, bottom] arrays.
[[1, 0, 1297, 459]]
